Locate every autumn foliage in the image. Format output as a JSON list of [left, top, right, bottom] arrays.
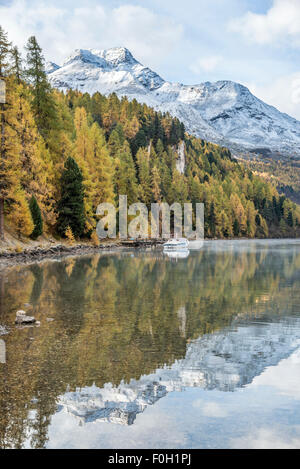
[[0, 26, 299, 242]]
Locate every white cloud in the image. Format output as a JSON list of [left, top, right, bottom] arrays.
[[229, 0, 300, 47], [231, 427, 300, 449], [247, 71, 300, 120], [193, 399, 228, 418], [189, 55, 222, 74], [0, 1, 183, 67], [46, 406, 187, 449], [250, 347, 300, 399], [1, 0, 299, 121]]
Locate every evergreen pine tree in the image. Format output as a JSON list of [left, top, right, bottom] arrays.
[[29, 195, 43, 239], [180, 122, 185, 140], [209, 202, 217, 237], [130, 129, 147, 156], [170, 120, 178, 146], [287, 210, 294, 228], [57, 157, 85, 238], [25, 36, 57, 138], [152, 113, 164, 146], [233, 219, 239, 236], [11, 46, 22, 84], [0, 26, 11, 78]]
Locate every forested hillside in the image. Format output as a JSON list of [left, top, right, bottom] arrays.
[[0, 27, 299, 242], [242, 154, 300, 206]]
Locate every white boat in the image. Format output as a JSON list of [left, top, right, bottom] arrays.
[[163, 238, 189, 250]]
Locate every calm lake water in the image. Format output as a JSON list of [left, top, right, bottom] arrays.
[[1, 239, 300, 449]]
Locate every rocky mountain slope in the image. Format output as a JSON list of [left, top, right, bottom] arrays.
[[47, 47, 300, 157]]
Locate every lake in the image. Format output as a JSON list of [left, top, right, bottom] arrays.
[[0, 239, 300, 449]]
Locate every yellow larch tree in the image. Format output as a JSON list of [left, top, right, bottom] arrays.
[[0, 78, 22, 239], [9, 188, 34, 238], [12, 82, 59, 231], [89, 122, 115, 208], [230, 193, 247, 235]]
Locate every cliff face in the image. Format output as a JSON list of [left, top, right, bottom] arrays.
[[58, 316, 300, 426], [175, 141, 186, 175]]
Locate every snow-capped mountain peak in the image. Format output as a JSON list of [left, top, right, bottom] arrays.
[[45, 61, 60, 74], [62, 49, 106, 67], [94, 46, 138, 66], [61, 47, 138, 68], [48, 47, 300, 157], [49, 46, 165, 96]]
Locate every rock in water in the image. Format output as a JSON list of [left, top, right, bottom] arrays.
[[15, 310, 36, 324], [0, 325, 8, 336]]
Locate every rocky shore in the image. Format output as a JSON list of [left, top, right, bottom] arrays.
[[0, 239, 165, 269]]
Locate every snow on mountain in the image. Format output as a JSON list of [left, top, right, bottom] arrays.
[[45, 61, 60, 74], [58, 316, 300, 426], [49, 48, 164, 97], [48, 47, 300, 157]]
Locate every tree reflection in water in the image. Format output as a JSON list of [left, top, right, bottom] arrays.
[[0, 240, 300, 448]]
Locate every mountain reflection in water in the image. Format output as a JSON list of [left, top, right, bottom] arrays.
[[59, 317, 300, 426], [0, 240, 300, 448]]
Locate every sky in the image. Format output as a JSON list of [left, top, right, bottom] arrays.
[[0, 0, 300, 119]]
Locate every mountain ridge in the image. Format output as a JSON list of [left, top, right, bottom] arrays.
[[47, 46, 300, 158]]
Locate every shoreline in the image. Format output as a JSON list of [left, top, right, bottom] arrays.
[[0, 239, 165, 269], [0, 237, 299, 270]]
